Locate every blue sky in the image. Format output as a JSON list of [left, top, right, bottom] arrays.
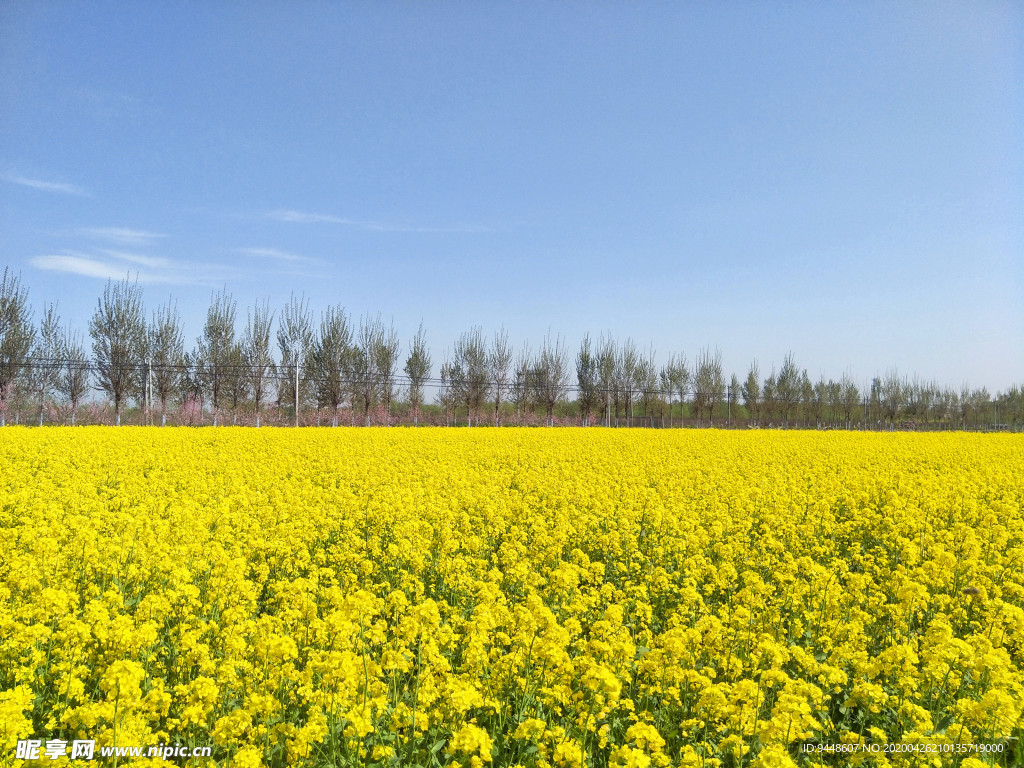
[[1, 1, 1021, 392]]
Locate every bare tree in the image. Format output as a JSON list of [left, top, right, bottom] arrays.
[[533, 331, 569, 426], [799, 371, 813, 428], [810, 375, 827, 429], [881, 370, 904, 430], [762, 369, 778, 425], [197, 288, 237, 426], [244, 299, 275, 427], [404, 322, 431, 426], [636, 346, 659, 425], [659, 353, 687, 428], [0, 269, 36, 426], [839, 373, 860, 430], [864, 377, 879, 425], [826, 378, 841, 428], [775, 353, 800, 427], [742, 362, 760, 426], [58, 327, 89, 425], [511, 343, 532, 423], [179, 349, 204, 424], [728, 373, 741, 426], [971, 387, 991, 430], [596, 334, 616, 426], [224, 340, 248, 425], [576, 333, 599, 426], [277, 294, 313, 425], [667, 353, 690, 428], [32, 303, 61, 425], [149, 301, 184, 425], [957, 382, 972, 429], [490, 327, 513, 426], [1001, 384, 1023, 431], [353, 315, 387, 425], [917, 378, 937, 427], [310, 305, 353, 427], [91, 278, 146, 426], [374, 320, 400, 425], [453, 326, 488, 426], [136, 312, 152, 423], [439, 354, 458, 426], [937, 386, 955, 428], [693, 347, 724, 427], [614, 338, 639, 426]]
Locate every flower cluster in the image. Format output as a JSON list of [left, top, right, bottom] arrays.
[[0, 428, 1022, 766]]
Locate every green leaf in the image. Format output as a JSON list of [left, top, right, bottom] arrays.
[[430, 739, 446, 753]]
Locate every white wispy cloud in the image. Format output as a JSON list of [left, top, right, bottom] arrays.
[[267, 209, 356, 225], [236, 247, 307, 263], [31, 254, 147, 282], [76, 227, 167, 246], [2, 173, 88, 196], [31, 251, 237, 286], [99, 249, 172, 269], [365, 222, 493, 234], [267, 209, 491, 233]]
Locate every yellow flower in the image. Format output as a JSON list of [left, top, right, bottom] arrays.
[[451, 722, 493, 762]]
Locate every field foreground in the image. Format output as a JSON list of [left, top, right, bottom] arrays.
[[1, 428, 1022, 767]]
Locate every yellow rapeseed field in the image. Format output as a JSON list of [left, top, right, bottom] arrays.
[[1, 428, 1022, 767]]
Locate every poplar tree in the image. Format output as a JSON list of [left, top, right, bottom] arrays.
[[439, 355, 458, 426], [576, 333, 598, 425], [511, 343, 532, 423], [277, 293, 313, 424], [0, 268, 35, 426], [453, 326, 488, 426], [882, 370, 905, 430], [374, 320, 400, 425], [33, 303, 62, 425], [244, 299, 274, 427], [310, 305, 352, 427], [839, 373, 860, 430], [150, 301, 184, 425], [775, 353, 800, 427], [352, 314, 392, 425], [197, 289, 237, 426], [404, 322, 431, 426], [596, 335, 616, 426], [90, 277, 146, 426], [636, 347, 658, 423], [742, 362, 761, 426], [534, 332, 569, 426], [693, 347, 724, 427], [224, 340, 248, 424], [59, 327, 89, 425], [490, 327, 513, 426], [614, 339, 639, 426]]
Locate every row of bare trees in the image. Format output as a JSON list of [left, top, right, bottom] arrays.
[[1, 270, 1022, 429]]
